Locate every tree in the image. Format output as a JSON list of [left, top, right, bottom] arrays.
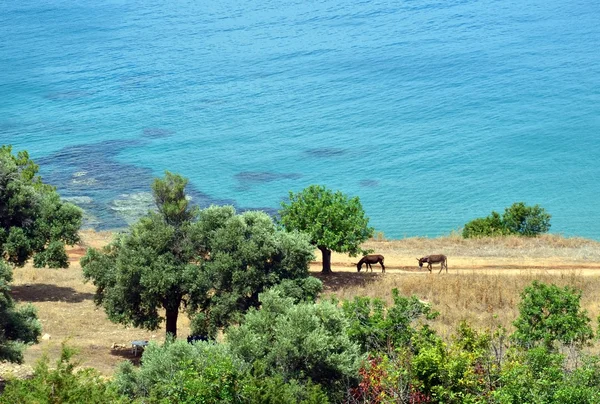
[[279, 185, 373, 273], [0, 145, 82, 267], [0, 145, 80, 363], [81, 172, 315, 338], [512, 281, 593, 349], [0, 261, 42, 363]]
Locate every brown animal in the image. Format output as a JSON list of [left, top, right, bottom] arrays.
[[417, 255, 448, 274], [357, 254, 385, 273]]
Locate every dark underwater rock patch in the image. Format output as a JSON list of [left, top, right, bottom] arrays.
[[235, 171, 302, 183], [142, 128, 176, 139], [359, 179, 379, 187], [304, 147, 347, 158], [234, 171, 302, 191]]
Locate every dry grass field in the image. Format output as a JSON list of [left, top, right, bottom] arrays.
[[2, 231, 600, 379]]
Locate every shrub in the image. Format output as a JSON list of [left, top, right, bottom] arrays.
[[342, 289, 438, 354], [512, 281, 593, 349], [350, 322, 499, 404], [462, 211, 507, 238], [462, 202, 551, 238], [226, 289, 362, 401], [493, 347, 600, 403], [112, 339, 244, 402], [502, 202, 551, 236], [0, 344, 128, 403], [240, 366, 330, 404]]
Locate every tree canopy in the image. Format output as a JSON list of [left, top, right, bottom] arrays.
[[0, 145, 81, 362], [0, 145, 82, 268], [279, 185, 373, 273], [81, 172, 316, 338]]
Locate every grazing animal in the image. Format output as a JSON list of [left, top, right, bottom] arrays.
[[357, 254, 385, 273], [417, 255, 448, 274]]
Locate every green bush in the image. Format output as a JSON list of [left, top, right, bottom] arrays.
[[503, 202, 551, 236], [0, 344, 128, 404], [493, 347, 600, 403], [226, 289, 362, 401], [342, 288, 437, 354], [240, 366, 330, 404], [351, 322, 498, 403], [512, 281, 593, 349], [410, 322, 496, 403], [462, 202, 551, 238], [462, 211, 508, 238], [113, 339, 244, 403]]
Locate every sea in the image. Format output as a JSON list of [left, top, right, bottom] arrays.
[[1, 0, 599, 239]]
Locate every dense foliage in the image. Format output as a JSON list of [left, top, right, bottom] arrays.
[[463, 202, 551, 238], [512, 280, 593, 349], [0, 145, 82, 268], [4, 281, 600, 403], [227, 289, 362, 400], [1, 146, 81, 363], [0, 344, 129, 404], [279, 185, 373, 273], [81, 172, 316, 338], [342, 289, 438, 354]]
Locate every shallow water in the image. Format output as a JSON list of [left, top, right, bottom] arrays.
[[1, 0, 599, 238]]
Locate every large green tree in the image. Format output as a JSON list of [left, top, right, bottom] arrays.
[[81, 172, 315, 338], [279, 185, 373, 273], [0, 145, 80, 362]]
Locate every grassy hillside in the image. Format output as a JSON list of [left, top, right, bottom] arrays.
[[2, 231, 600, 378]]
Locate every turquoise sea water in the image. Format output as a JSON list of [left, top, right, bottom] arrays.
[[1, 0, 599, 239]]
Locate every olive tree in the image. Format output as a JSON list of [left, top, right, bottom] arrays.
[[81, 172, 315, 338], [0, 145, 82, 267], [279, 185, 373, 273], [0, 145, 80, 362]]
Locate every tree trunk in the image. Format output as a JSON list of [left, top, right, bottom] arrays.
[[319, 247, 332, 274], [165, 308, 179, 338]]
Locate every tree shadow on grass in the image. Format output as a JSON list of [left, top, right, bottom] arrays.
[[312, 272, 381, 292], [10, 284, 94, 303], [110, 347, 143, 366]]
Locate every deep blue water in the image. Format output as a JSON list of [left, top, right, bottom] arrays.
[[1, 0, 599, 239]]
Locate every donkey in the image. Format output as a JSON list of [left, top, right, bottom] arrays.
[[417, 254, 448, 274], [357, 254, 385, 273]]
